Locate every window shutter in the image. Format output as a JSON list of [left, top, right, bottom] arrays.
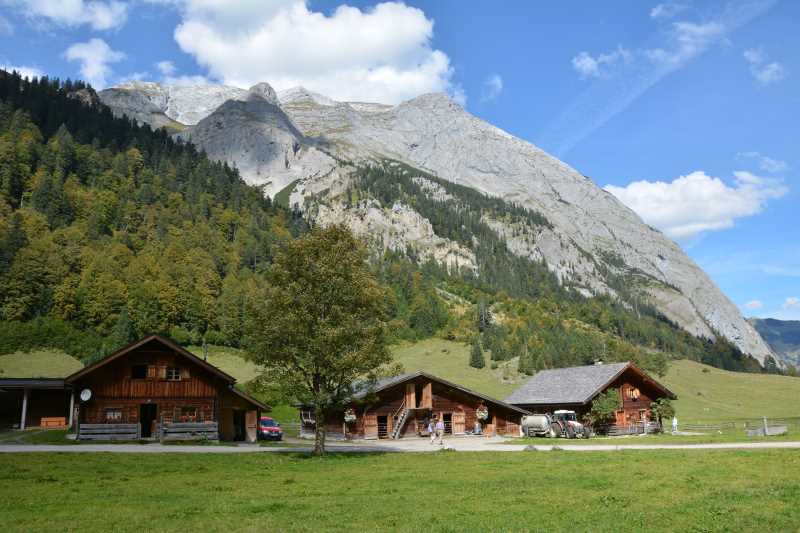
[[180, 367, 190, 380], [158, 366, 167, 379]]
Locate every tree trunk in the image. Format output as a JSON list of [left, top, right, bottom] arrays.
[[313, 405, 326, 456]]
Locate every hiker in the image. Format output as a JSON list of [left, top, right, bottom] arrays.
[[428, 418, 436, 444], [672, 416, 678, 434], [435, 417, 445, 445]]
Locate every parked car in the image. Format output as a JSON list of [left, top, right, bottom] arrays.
[[258, 417, 283, 441]]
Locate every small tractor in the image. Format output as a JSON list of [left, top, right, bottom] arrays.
[[521, 410, 590, 439]]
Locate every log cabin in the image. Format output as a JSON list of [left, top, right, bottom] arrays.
[[299, 372, 530, 440], [504, 362, 676, 426], [64, 335, 267, 442]]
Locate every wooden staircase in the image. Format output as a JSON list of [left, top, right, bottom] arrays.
[[391, 401, 409, 439]]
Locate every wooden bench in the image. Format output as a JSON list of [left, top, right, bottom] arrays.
[[78, 423, 139, 441], [40, 417, 67, 429], [160, 422, 219, 442]]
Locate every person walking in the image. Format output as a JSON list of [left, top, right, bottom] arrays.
[[428, 418, 436, 444], [671, 416, 678, 434], [435, 417, 445, 446]]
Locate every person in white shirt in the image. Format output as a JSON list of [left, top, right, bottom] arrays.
[[672, 416, 678, 434]]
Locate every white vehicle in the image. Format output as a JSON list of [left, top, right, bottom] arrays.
[[522, 410, 590, 439]]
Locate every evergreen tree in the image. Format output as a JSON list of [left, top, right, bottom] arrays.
[[470, 336, 485, 369]]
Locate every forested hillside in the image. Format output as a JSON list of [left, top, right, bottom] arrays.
[[0, 70, 782, 378]]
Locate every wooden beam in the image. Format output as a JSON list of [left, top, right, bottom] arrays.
[[20, 388, 28, 430], [67, 391, 75, 429]]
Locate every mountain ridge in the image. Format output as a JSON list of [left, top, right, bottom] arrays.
[[96, 80, 775, 365]]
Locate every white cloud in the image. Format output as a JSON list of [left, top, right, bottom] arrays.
[[572, 46, 632, 79], [0, 64, 44, 79], [64, 38, 126, 89], [743, 47, 785, 85], [3, 0, 128, 30], [155, 60, 176, 76], [737, 151, 788, 173], [605, 170, 788, 239], [480, 73, 503, 102], [162, 0, 461, 104], [784, 297, 800, 309], [650, 3, 687, 19], [744, 300, 764, 310], [0, 15, 13, 35]]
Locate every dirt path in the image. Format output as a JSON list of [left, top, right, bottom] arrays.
[[2, 439, 800, 453]]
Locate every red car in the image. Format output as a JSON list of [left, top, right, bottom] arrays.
[[258, 417, 283, 441]]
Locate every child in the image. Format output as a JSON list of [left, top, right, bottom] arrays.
[[428, 418, 436, 444]]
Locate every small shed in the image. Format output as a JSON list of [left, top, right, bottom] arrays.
[[300, 371, 530, 440], [0, 378, 73, 430], [504, 362, 676, 426]]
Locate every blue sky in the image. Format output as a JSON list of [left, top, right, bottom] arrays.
[[0, 0, 797, 320]]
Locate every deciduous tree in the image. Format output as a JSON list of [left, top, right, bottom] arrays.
[[245, 225, 391, 456]]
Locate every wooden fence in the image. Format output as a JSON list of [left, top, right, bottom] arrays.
[[160, 422, 219, 441], [77, 423, 139, 441]]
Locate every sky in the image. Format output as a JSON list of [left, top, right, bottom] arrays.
[[0, 0, 797, 320]]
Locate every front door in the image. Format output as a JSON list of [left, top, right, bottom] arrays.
[[452, 411, 465, 434], [233, 410, 246, 441], [364, 413, 378, 439], [139, 404, 157, 438], [245, 410, 258, 443]]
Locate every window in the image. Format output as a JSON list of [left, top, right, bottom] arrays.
[[625, 387, 640, 401], [105, 408, 123, 422], [166, 367, 181, 381], [180, 406, 198, 422], [131, 365, 147, 379]]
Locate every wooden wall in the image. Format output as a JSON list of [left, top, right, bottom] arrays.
[[332, 376, 522, 439]]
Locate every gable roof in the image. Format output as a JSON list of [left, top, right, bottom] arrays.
[[352, 371, 530, 415], [65, 334, 237, 384], [503, 362, 676, 406]]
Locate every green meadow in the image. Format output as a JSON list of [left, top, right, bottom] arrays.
[[1, 451, 799, 532]]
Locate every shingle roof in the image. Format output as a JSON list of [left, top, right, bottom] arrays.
[[0, 378, 68, 390], [504, 362, 630, 405]]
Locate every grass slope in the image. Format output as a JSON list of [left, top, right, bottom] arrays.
[[663, 359, 800, 422], [2, 452, 799, 532], [185, 345, 260, 384], [391, 338, 523, 399], [0, 350, 82, 378]]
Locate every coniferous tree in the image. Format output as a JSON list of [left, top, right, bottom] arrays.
[[470, 336, 485, 369]]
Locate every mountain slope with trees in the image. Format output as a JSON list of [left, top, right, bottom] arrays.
[[0, 69, 785, 381]]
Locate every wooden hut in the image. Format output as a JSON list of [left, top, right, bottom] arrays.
[[299, 372, 530, 440], [65, 335, 267, 442], [504, 362, 676, 426]]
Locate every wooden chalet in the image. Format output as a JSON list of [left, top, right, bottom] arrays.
[[300, 372, 530, 440], [504, 362, 676, 426], [65, 335, 267, 442]]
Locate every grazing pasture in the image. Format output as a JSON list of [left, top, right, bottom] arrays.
[[1, 451, 798, 532]]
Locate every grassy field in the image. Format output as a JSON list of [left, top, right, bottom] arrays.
[[1, 451, 799, 532], [390, 338, 523, 399], [0, 350, 83, 378], [662, 359, 800, 421], [185, 345, 260, 383]]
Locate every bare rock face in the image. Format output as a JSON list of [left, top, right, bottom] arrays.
[[96, 80, 775, 364]]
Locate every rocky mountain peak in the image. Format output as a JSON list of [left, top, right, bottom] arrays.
[[96, 80, 776, 365], [248, 82, 278, 104]]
